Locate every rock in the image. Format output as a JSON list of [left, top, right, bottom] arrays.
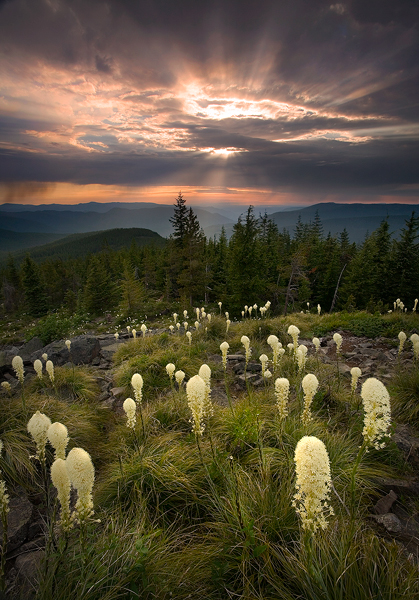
[[227, 354, 245, 361], [247, 362, 262, 373], [236, 373, 261, 388], [0, 347, 20, 375], [374, 477, 419, 496], [0, 492, 33, 553], [14, 550, 45, 599], [374, 490, 398, 515], [110, 387, 126, 398], [18, 338, 44, 362], [338, 363, 351, 374], [393, 425, 419, 467], [232, 363, 245, 374], [31, 335, 101, 366], [371, 513, 402, 534]]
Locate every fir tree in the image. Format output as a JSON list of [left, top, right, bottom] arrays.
[[21, 255, 48, 317]]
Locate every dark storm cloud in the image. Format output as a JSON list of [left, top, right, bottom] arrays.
[[0, 0, 418, 198]]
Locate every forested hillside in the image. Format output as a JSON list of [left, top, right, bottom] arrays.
[[1, 195, 418, 322]]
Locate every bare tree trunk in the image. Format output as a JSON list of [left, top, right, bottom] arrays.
[[283, 271, 294, 316], [329, 264, 347, 313]]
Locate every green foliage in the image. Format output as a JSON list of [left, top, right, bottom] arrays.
[[25, 311, 83, 345]]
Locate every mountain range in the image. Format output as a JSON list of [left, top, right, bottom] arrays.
[[0, 202, 417, 254]]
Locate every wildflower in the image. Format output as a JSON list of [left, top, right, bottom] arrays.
[[263, 369, 272, 379], [265, 301, 271, 309], [173, 313, 178, 324], [275, 377, 290, 419], [1, 381, 11, 394], [175, 370, 185, 386], [241, 311, 245, 318], [184, 322, 188, 331], [201, 311, 206, 319], [410, 334, 419, 359], [248, 307, 253, 316], [220, 341, 229, 369], [169, 325, 174, 333], [244, 305, 248, 315], [207, 313, 212, 323], [131, 373, 144, 405], [196, 307, 200, 321], [132, 328, 137, 339], [293, 436, 333, 532], [166, 363, 175, 380], [267, 334, 279, 349], [114, 332, 119, 340], [288, 325, 300, 351], [42, 353, 48, 361], [317, 304, 321, 315], [241, 335, 251, 365], [333, 333, 343, 354], [176, 322, 181, 331], [183, 310, 188, 319], [218, 301, 222, 310], [199, 364, 213, 418], [123, 398, 136, 428], [34, 359, 43, 379], [47, 422, 69, 460], [312, 337, 320, 352], [66, 447, 95, 522], [350, 367, 362, 393], [186, 331, 192, 345], [65, 340, 71, 351], [398, 331, 406, 354], [301, 374, 319, 425], [296, 345, 308, 373], [413, 299, 418, 312], [194, 321, 200, 330], [186, 375, 206, 436], [141, 324, 147, 337], [50, 458, 72, 531], [12, 356, 24, 385], [287, 342, 294, 354], [46, 360, 55, 383], [361, 378, 391, 450], [226, 319, 231, 333], [259, 354, 269, 374], [127, 326, 131, 334], [27, 411, 52, 461]]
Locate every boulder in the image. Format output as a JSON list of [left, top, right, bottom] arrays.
[[31, 335, 101, 366], [0, 492, 33, 553], [18, 338, 43, 362]]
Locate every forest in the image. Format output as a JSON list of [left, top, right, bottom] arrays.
[[1, 194, 418, 327]]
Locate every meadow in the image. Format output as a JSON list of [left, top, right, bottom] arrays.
[[1, 306, 419, 599]]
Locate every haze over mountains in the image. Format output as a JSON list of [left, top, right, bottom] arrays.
[[0, 202, 417, 256]]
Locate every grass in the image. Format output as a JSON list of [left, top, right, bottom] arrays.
[[1, 309, 419, 598]]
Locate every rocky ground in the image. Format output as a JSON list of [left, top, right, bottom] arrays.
[[1, 329, 418, 597]]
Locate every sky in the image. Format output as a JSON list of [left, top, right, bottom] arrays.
[[0, 0, 418, 207]]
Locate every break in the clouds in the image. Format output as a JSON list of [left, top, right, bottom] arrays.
[[0, 0, 418, 205]]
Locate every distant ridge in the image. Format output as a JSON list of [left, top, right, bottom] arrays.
[[0, 228, 166, 264]]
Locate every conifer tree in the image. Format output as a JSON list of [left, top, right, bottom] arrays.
[[21, 255, 48, 317]]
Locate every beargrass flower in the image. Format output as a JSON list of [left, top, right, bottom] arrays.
[[263, 369, 272, 379], [199, 364, 213, 418], [275, 378, 290, 420], [312, 337, 320, 352], [317, 304, 321, 315], [186, 375, 206, 436], [413, 299, 418, 312], [288, 325, 300, 351], [183, 310, 188, 319], [259, 354, 269, 374], [196, 308, 200, 321], [66, 447, 95, 523], [50, 458, 72, 532], [411, 334, 419, 359], [123, 398, 136, 429], [361, 378, 391, 450], [46, 360, 55, 383], [218, 301, 222, 311], [27, 411, 52, 461], [65, 340, 71, 351], [398, 331, 407, 354], [186, 331, 192, 344], [12, 356, 24, 385], [293, 436, 333, 532], [297, 345, 308, 373], [1, 382, 11, 394], [241, 335, 251, 365], [47, 422, 69, 460], [127, 326, 131, 334], [194, 321, 200, 330], [173, 313, 178, 324], [175, 370, 185, 386], [132, 328, 137, 339], [220, 341, 229, 369], [131, 373, 143, 405], [34, 359, 43, 379], [301, 374, 319, 425], [226, 319, 231, 333], [42, 353, 48, 362], [169, 325, 174, 333], [350, 367, 362, 393], [141, 324, 147, 337], [333, 333, 343, 354], [267, 334, 279, 349], [176, 322, 181, 331], [166, 363, 175, 380]]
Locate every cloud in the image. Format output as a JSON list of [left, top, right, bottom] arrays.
[[0, 0, 418, 201]]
